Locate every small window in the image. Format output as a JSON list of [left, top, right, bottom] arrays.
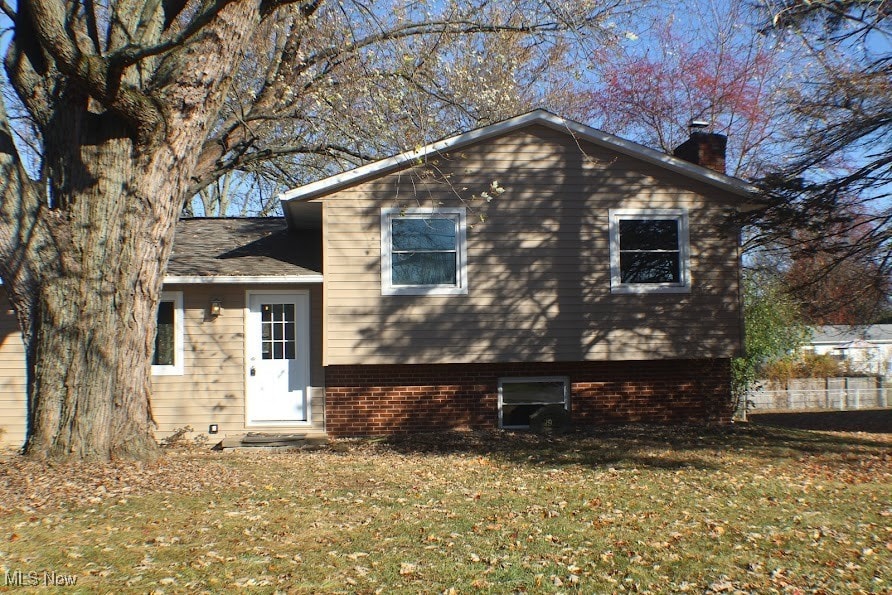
[[152, 291, 184, 376], [381, 208, 467, 295], [260, 303, 296, 360], [609, 209, 690, 293], [499, 377, 569, 429]]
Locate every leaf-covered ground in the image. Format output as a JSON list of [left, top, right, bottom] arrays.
[[0, 424, 890, 593]]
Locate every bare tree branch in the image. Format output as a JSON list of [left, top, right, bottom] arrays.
[[20, 0, 166, 139]]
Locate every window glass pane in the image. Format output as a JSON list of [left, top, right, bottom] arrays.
[[392, 218, 456, 251], [502, 381, 566, 404], [261, 304, 272, 321], [620, 252, 680, 283], [619, 219, 678, 251], [259, 302, 297, 360], [152, 301, 175, 366], [502, 404, 545, 427], [392, 252, 457, 286]]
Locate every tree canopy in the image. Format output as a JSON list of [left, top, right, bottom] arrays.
[[748, 0, 892, 322]]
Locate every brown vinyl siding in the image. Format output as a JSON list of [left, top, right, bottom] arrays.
[[322, 125, 743, 366], [152, 284, 325, 440], [0, 294, 26, 448]]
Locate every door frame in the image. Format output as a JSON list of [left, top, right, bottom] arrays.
[[243, 289, 312, 427]]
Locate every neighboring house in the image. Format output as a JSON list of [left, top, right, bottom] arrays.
[[0, 110, 760, 447], [804, 325, 892, 376]]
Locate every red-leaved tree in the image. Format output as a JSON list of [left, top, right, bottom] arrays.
[[583, 1, 789, 178]]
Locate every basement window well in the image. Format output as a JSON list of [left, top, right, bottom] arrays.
[[499, 377, 569, 429]]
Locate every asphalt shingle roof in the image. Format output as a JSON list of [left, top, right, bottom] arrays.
[[168, 218, 321, 278], [810, 325, 892, 344]]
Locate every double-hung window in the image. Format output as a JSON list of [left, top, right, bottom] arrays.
[[152, 291, 184, 375], [609, 209, 690, 293], [381, 207, 467, 295]]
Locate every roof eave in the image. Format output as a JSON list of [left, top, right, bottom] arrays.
[[277, 109, 760, 206], [164, 275, 323, 284]]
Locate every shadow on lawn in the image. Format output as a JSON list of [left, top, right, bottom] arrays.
[[347, 423, 891, 473], [748, 409, 892, 434]]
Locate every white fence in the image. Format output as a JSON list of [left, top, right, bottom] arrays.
[[747, 377, 889, 412]]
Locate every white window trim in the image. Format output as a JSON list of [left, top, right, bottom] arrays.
[[380, 207, 468, 296], [498, 376, 570, 429], [151, 291, 185, 376], [609, 208, 691, 294]]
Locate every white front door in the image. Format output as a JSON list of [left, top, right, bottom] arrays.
[[246, 291, 310, 424]]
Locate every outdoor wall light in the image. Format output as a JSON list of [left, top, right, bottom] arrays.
[[209, 298, 223, 318], [208, 424, 219, 434]]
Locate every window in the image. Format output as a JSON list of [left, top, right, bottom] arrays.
[[381, 207, 467, 295], [152, 291, 184, 375], [609, 209, 690, 293], [260, 303, 296, 360], [499, 377, 569, 429]]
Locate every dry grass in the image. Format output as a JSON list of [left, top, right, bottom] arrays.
[[1, 424, 890, 593]]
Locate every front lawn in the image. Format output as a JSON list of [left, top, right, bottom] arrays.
[[1, 425, 890, 593]]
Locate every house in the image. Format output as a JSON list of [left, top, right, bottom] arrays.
[[804, 325, 892, 376], [0, 110, 760, 447]]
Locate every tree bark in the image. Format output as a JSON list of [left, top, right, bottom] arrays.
[[25, 266, 162, 460], [1, 0, 267, 460], [21, 120, 180, 460]]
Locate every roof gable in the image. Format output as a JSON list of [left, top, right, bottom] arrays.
[[278, 110, 760, 211]]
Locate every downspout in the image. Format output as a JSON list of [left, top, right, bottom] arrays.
[[736, 224, 747, 421]]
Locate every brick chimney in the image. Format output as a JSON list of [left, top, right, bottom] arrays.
[[673, 124, 727, 174]]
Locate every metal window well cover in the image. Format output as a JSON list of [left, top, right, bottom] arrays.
[[528, 404, 571, 434]]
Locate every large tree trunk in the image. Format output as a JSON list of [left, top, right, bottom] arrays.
[[24, 265, 163, 460], [17, 130, 201, 460], [20, 192, 178, 459], [0, 0, 267, 460]]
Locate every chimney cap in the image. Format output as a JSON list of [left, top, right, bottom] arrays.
[[688, 119, 710, 131]]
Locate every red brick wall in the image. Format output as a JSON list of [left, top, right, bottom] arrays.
[[324, 359, 732, 436]]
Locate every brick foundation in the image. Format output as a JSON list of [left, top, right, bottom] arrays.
[[324, 359, 732, 436]]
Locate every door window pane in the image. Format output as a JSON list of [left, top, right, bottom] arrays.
[[260, 302, 297, 360]]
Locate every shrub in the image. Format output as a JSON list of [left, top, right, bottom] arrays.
[[760, 353, 843, 384], [801, 353, 842, 378], [761, 357, 799, 384]]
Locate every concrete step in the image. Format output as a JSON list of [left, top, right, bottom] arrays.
[[213, 433, 328, 451]]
